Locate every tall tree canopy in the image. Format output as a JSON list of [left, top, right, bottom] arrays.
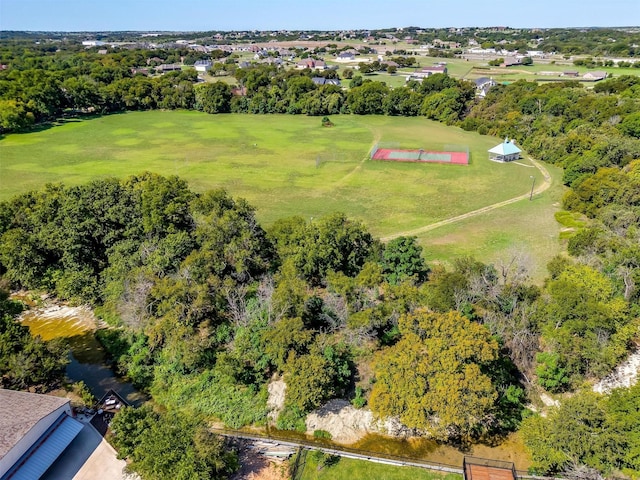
[[369, 309, 499, 436]]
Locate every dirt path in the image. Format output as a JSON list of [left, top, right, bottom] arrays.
[[381, 157, 552, 242]]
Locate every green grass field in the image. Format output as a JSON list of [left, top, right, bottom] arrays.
[[0, 111, 563, 279], [298, 451, 462, 480]]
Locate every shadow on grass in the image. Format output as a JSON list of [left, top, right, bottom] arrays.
[[0, 111, 130, 140]]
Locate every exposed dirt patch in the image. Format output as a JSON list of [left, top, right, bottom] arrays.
[[229, 439, 290, 480], [594, 347, 640, 394], [267, 379, 286, 422], [305, 399, 414, 444]]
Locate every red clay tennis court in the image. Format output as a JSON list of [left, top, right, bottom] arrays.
[[371, 147, 469, 165], [463, 457, 518, 480]]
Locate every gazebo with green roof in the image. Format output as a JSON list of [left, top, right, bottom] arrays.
[[488, 138, 521, 162]]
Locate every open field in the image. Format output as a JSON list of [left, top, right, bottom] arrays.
[[0, 111, 563, 277]]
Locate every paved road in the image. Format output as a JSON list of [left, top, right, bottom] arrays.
[[381, 157, 552, 241]]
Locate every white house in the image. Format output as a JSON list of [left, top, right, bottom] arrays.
[[0, 389, 84, 480], [488, 138, 522, 162], [81, 40, 106, 47], [194, 60, 212, 73]]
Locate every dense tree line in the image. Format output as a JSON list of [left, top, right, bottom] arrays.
[[0, 41, 477, 131]]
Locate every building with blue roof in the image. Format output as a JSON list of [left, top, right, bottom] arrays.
[[0, 389, 83, 480], [488, 138, 522, 162]]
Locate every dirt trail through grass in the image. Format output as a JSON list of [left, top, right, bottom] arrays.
[[381, 157, 552, 241]]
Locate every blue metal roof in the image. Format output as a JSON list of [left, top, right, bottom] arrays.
[[1, 414, 84, 480], [488, 140, 521, 156]]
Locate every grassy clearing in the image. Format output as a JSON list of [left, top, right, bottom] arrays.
[[298, 451, 462, 480], [416, 162, 565, 282], [0, 111, 562, 273]]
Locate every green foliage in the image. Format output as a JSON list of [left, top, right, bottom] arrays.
[[111, 406, 238, 480], [535, 352, 570, 393], [538, 264, 631, 384], [263, 317, 313, 372], [521, 388, 640, 476], [270, 213, 374, 285], [151, 368, 269, 428], [313, 429, 333, 440], [351, 386, 367, 409], [0, 290, 68, 390], [72, 381, 96, 407], [381, 236, 429, 285], [369, 309, 499, 436], [195, 82, 232, 114], [276, 404, 307, 431]]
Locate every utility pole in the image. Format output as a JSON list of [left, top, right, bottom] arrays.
[[529, 176, 535, 201]]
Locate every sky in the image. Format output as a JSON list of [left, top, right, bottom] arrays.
[[1, 0, 638, 32]]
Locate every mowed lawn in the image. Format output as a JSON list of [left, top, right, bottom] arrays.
[[0, 110, 563, 276]]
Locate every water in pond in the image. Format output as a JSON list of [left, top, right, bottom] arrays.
[[18, 302, 146, 406]]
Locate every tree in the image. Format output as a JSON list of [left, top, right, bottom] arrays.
[[521, 392, 624, 476], [346, 81, 389, 114], [369, 309, 498, 436], [538, 264, 630, 383], [619, 112, 640, 138], [0, 99, 34, 132], [195, 81, 232, 114], [111, 407, 238, 480], [381, 236, 429, 285]]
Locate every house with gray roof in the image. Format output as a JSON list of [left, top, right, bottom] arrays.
[[0, 389, 83, 480], [311, 77, 341, 86]]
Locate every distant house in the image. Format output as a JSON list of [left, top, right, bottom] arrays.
[[131, 67, 150, 76], [156, 63, 182, 73], [406, 65, 448, 82], [562, 70, 579, 77], [311, 77, 341, 86], [474, 77, 497, 98], [500, 57, 521, 67], [583, 71, 608, 81], [296, 59, 327, 70], [0, 389, 84, 480], [82, 40, 105, 47], [261, 57, 283, 66], [420, 65, 448, 75], [335, 52, 356, 62], [488, 138, 521, 162], [194, 60, 212, 72], [474, 77, 497, 90], [97, 49, 108, 55]]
